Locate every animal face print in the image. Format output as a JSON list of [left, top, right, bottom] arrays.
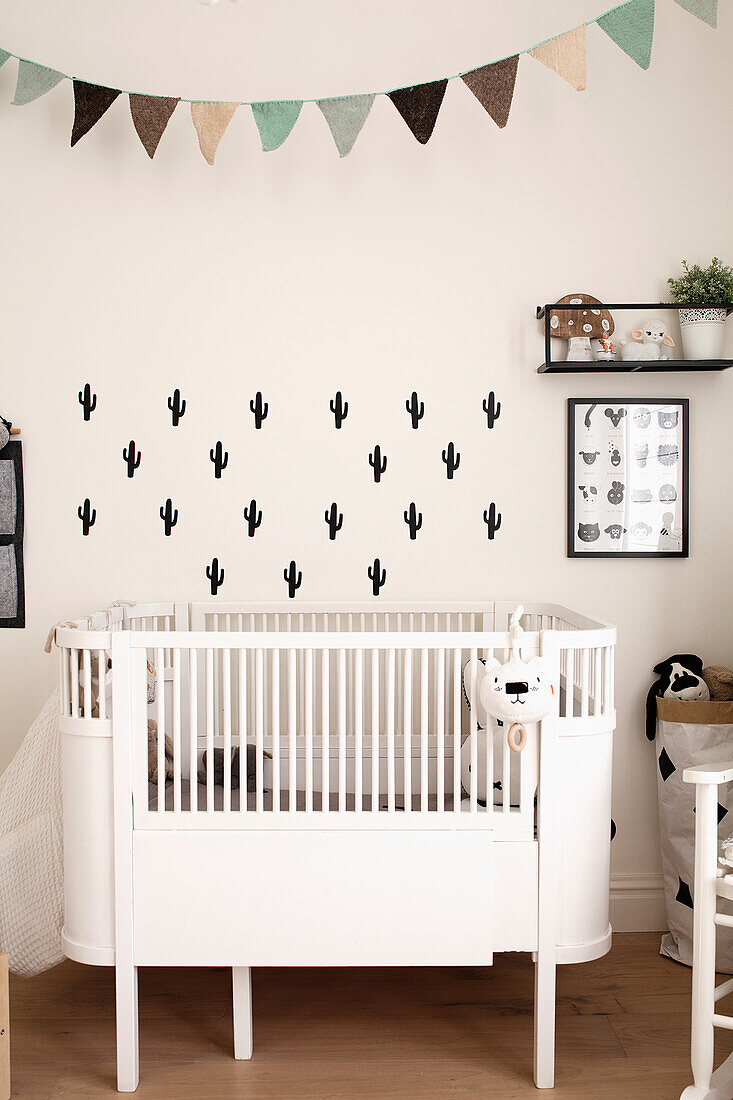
[[607, 481, 624, 505], [579, 450, 600, 465], [579, 485, 597, 501], [604, 407, 626, 429], [631, 522, 652, 540], [658, 444, 679, 466], [604, 524, 627, 540], [609, 445, 621, 467], [634, 407, 651, 429], [633, 489, 653, 503], [635, 443, 649, 468], [578, 522, 600, 543], [658, 409, 679, 430], [659, 484, 677, 502]]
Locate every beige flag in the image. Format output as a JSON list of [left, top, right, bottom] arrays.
[[529, 24, 586, 91], [190, 101, 239, 165]]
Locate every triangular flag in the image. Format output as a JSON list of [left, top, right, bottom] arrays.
[[317, 94, 375, 157], [251, 101, 302, 152], [388, 79, 448, 144], [12, 60, 65, 106], [597, 0, 655, 70], [71, 81, 121, 146], [529, 25, 586, 91], [129, 94, 179, 158], [674, 0, 716, 26], [0, 50, 11, 69], [461, 55, 519, 129], [191, 101, 239, 165]]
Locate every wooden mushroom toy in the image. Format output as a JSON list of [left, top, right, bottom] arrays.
[[549, 294, 614, 362]]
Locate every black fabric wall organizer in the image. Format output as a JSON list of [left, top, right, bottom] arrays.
[[0, 440, 25, 628]]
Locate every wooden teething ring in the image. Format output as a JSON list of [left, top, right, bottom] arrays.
[[507, 722, 527, 753]]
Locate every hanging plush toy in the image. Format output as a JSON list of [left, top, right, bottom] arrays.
[[461, 606, 556, 803]]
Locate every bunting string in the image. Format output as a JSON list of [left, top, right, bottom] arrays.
[[0, 0, 718, 163]]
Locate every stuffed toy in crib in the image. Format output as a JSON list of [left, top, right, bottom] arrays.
[[461, 606, 556, 804], [199, 745, 272, 792]]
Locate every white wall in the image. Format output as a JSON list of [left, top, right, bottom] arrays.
[[2, 0, 733, 930]]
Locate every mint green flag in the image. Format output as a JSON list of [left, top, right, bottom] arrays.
[[674, 0, 717, 26], [13, 60, 65, 106], [317, 94, 375, 157], [597, 0, 655, 69], [0, 50, 10, 69], [251, 100, 302, 152]]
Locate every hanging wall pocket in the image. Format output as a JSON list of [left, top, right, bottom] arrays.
[[0, 441, 25, 627]]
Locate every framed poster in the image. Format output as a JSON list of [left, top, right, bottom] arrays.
[[567, 399, 689, 558]]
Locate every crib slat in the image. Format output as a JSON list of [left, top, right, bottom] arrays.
[[321, 650, 329, 813], [97, 650, 107, 721], [173, 648, 182, 813], [82, 649, 92, 720], [371, 649, 379, 812], [581, 648, 590, 718], [269, 649, 279, 813], [256, 648, 265, 813], [338, 649, 346, 812], [156, 646, 165, 813], [594, 647, 602, 717], [420, 648, 428, 812], [502, 723, 510, 814], [469, 648, 478, 813], [189, 649, 198, 813], [239, 649, 249, 813], [305, 648, 314, 812], [206, 648, 214, 814], [565, 649, 575, 719], [70, 649, 79, 717], [354, 649, 363, 813], [288, 649, 297, 812], [387, 648, 395, 812], [403, 648, 412, 813], [60, 646, 70, 717], [223, 648, 232, 813], [603, 645, 612, 715], [453, 648, 461, 810], [436, 648, 445, 812]]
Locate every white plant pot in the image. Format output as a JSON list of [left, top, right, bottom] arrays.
[[679, 307, 728, 361]]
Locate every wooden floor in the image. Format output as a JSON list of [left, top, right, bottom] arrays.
[[7, 933, 733, 1098]]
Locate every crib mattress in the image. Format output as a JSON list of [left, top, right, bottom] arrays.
[[147, 781, 465, 812]]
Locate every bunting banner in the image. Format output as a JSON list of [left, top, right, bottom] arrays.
[[0, 0, 720, 163]]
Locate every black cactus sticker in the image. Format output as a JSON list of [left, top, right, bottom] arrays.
[[404, 503, 423, 540], [442, 442, 461, 479], [168, 388, 186, 426], [78, 498, 96, 535], [206, 557, 224, 595], [250, 391, 268, 430], [210, 441, 229, 479], [243, 499, 262, 537], [405, 391, 425, 429], [78, 383, 97, 421], [330, 391, 348, 429], [325, 502, 343, 541], [123, 440, 141, 478], [160, 498, 178, 536], [484, 503, 502, 540], [368, 557, 386, 596], [483, 391, 501, 429], [284, 560, 302, 599], [369, 444, 387, 483]]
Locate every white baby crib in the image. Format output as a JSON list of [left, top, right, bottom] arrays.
[[54, 600, 616, 1092]]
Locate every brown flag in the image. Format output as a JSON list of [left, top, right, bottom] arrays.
[[129, 94, 180, 158], [461, 55, 519, 129]]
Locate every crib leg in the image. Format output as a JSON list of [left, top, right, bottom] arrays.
[[232, 967, 253, 1060], [533, 948, 556, 1089], [115, 963, 139, 1092]]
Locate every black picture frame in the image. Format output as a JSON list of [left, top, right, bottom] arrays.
[[0, 440, 25, 627], [567, 398, 689, 559]]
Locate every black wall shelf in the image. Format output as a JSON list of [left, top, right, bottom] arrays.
[[537, 302, 733, 375]]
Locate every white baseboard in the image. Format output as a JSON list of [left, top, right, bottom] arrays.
[[610, 873, 667, 932]]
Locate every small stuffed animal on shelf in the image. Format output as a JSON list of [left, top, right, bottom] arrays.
[[702, 665, 733, 701], [645, 654, 710, 740], [548, 294, 614, 361], [620, 321, 675, 361]]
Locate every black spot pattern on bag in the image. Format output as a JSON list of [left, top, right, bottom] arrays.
[[676, 877, 693, 908], [719, 803, 729, 824], [658, 747, 676, 782]]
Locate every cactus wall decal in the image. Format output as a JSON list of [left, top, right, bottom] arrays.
[[330, 391, 348, 429], [369, 444, 387, 483], [168, 388, 186, 426], [122, 440, 141, 478], [243, 499, 262, 537], [284, 560, 302, 599], [250, 391, 269, 429], [160, 498, 179, 536], [442, 442, 461, 479], [368, 557, 386, 596], [484, 502, 502, 540], [210, 441, 229, 479], [206, 557, 224, 595], [483, 391, 501, 429], [325, 502, 343, 541], [404, 503, 423, 540], [405, 391, 425, 429], [78, 498, 96, 535], [78, 383, 97, 421]]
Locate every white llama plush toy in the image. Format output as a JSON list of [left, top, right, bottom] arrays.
[[620, 320, 675, 361], [461, 606, 556, 804]]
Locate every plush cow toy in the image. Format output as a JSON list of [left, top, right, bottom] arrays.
[[462, 606, 556, 803], [645, 654, 710, 741]]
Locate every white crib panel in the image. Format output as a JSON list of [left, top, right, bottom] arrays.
[[132, 828, 494, 967]]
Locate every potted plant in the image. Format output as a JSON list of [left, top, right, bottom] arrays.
[[667, 257, 733, 360]]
